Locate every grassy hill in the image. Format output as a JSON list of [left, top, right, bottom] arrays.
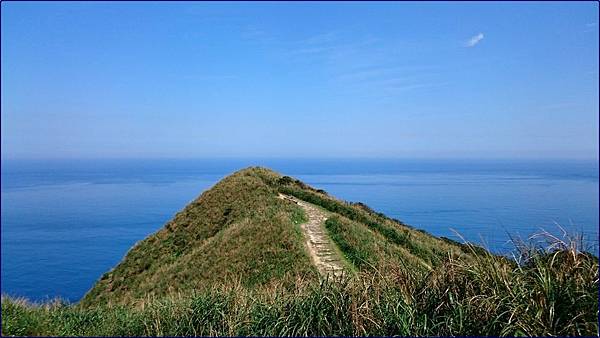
[[80, 166, 470, 307], [81, 167, 318, 307], [2, 167, 598, 336]]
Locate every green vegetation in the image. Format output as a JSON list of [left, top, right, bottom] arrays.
[[80, 167, 319, 307], [2, 167, 597, 336], [279, 180, 471, 268], [324, 216, 374, 269], [3, 237, 597, 336]]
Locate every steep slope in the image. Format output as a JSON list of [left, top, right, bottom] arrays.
[[81, 167, 318, 307], [82, 167, 471, 307]]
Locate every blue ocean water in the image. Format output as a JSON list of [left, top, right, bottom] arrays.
[[1, 159, 598, 302]]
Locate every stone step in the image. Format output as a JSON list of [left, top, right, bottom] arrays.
[[316, 249, 333, 253], [320, 259, 339, 264], [322, 257, 341, 263], [311, 241, 329, 245]]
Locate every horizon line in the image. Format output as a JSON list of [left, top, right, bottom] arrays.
[[1, 156, 599, 163]]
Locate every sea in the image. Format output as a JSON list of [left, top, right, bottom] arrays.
[[1, 158, 598, 302]]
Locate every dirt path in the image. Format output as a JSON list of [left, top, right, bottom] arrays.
[[279, 193, 346, 278]]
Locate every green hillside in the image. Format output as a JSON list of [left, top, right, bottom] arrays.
[[81, 166, 469, 307], [81, 167, 315, 306]]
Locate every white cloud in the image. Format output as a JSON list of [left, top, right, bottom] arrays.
[[464, 33, 484, 47]]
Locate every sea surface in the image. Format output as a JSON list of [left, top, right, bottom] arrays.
[[1, 159, 598, 302]]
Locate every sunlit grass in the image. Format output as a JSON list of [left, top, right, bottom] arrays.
[[3, 231, 597, 336]]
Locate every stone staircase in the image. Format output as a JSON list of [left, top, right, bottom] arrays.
[[279, 194, 345, 278]]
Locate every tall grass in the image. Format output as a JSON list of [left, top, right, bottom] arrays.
[[3, 232, 597, 336]]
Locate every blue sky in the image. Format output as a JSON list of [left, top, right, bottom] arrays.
[[1, 2, 598, 159]]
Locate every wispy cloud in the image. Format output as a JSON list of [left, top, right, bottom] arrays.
[[178, 74, 239, 82], [239, 27, 446, 98], [333, 64, 447, 99], [298, 31, 340, 45], [537, 102, 582, 111], [196, 75, 238, 81], [384, 82, 449, 92], [241, 25, 277, 44], [584, 22, 598, 33], [289, 44, 340, 56], [287, 33, 380, 60], [294, 33, 448, 97], [464, 33, 484, 47], [336, 65, 437, 82]]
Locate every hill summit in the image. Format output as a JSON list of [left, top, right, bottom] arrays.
[[82, 167, 473, 307]]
